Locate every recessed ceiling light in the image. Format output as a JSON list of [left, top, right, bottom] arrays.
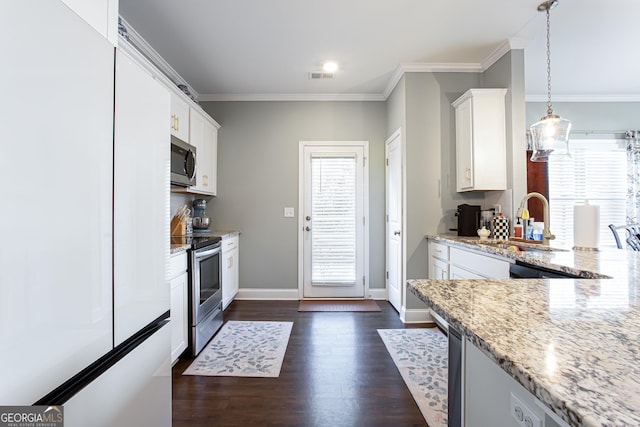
[[322, 62, 338, 74]]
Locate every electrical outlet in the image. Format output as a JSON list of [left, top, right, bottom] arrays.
[[510, 393, 542, 427], [284, 207, 295, 218]]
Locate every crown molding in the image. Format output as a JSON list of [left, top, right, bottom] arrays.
[[199, 93, 386, 102], [118, 16, 199, 100], [480, 37, 530, 70], [526, 94, 640, 102], [382, 62, 483, 100], [120, 27, 635, 104]]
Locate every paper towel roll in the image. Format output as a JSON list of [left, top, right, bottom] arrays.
[[573, 201, 600, 250]]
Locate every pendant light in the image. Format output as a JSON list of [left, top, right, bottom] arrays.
[[530, 0, 571, 162]]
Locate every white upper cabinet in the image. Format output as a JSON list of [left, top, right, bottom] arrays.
[[452, 88, 507, 192], [204, 119, 218, 195], [188, 107, 219, 196], [60, 0, 118, 45], [170, 91, 190, 143]]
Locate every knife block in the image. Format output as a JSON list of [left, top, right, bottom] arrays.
[[170, 216, 186, 236]]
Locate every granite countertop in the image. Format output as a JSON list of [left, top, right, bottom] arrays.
[[408, 234, 640, 427], [170, 230, 240, 255], [209, 230, 240, 239]]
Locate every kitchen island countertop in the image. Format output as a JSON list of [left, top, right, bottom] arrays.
[[408, 234, 640, 427]]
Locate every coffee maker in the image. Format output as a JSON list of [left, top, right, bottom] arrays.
[[455, 204, 481, 236]]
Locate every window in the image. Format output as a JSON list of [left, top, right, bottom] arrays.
[[548, 138, 627, 247], [310, 155, 358, 284]]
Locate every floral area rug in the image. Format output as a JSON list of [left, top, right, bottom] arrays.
[[183, 321, 293, 378], [378, 328, 448, 427]]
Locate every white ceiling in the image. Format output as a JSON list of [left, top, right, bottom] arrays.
[[119, 0, 640, 102]]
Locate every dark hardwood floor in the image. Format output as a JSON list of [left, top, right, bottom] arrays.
[[172, 300, 433, 427]]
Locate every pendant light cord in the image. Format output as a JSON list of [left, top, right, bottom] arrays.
[[545, 5, 554, 117]]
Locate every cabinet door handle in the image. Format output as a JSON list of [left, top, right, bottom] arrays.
[[394, 230, 401, 236], [465, 167, 471, 181], [227, 258, 233, 268], [305, 226, 311, 231], [176, 116, 179, 131]]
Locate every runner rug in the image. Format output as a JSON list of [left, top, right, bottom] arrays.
[[298, 299, 381, 312], [377, 328, 448, 427], [183, 321, 293, 378]]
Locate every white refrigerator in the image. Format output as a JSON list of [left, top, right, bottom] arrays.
[[0, 2, 171, 426]]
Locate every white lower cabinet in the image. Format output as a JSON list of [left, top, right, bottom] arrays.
[[430, 257, 450, 280], [464, 340, 568, 427], [429, 241, 450, 279], [428, 239, 511, 280], [169, 252, 188, 364], [450, 265, 485, 279], [222, 235, 240, 310]]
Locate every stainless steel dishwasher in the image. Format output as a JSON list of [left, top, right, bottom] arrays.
[[448, 327, 462, 427], [509, 261, 582, 278]]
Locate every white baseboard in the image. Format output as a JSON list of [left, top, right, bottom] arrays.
[[236, 288, 388, 301], [235, 288, 299, 300], [368, 288, 387, 300], [399, 307, 436, 324]]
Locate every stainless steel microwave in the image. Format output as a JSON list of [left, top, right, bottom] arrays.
[[170, 136, 196, 187]]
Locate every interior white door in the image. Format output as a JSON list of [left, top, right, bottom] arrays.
[[386, 131, 403, 312], [301, 143, 367, 298]]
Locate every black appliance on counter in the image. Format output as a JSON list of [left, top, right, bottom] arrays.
[[455, 204, 481, 236]]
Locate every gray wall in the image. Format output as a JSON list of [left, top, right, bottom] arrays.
[[386, 71, 485, 309], [200, 101, 387, 291], [386, 52, 525, 310], [526, 102, 640, 131], [201, 51, 526, 309]]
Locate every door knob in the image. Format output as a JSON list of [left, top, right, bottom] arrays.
[[394, 230, 401, 236]]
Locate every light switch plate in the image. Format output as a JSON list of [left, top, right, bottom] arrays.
[[284, 207, 295, 218]]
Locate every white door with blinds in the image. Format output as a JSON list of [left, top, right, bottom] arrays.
[[300, 142, 368, 298]]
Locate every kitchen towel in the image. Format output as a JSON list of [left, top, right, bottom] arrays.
[[573, 201, 600, 250]]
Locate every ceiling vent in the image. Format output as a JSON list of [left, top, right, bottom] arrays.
[[309, 72, 334, 80]]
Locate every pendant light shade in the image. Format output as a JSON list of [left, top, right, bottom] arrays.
[[530, 0, 571, 162], [530, 115, 571, 161]]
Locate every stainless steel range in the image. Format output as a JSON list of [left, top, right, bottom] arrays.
[[187, 235, 223, 356]]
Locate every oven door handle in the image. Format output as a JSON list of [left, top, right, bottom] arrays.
[[195, 247, 220, 259]]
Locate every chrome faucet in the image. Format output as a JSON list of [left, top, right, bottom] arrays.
[[517, 192, 555, 246]]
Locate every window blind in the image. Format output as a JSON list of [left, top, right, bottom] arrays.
[[548, 138, 627, 247], [310, 155, 357, 284]]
